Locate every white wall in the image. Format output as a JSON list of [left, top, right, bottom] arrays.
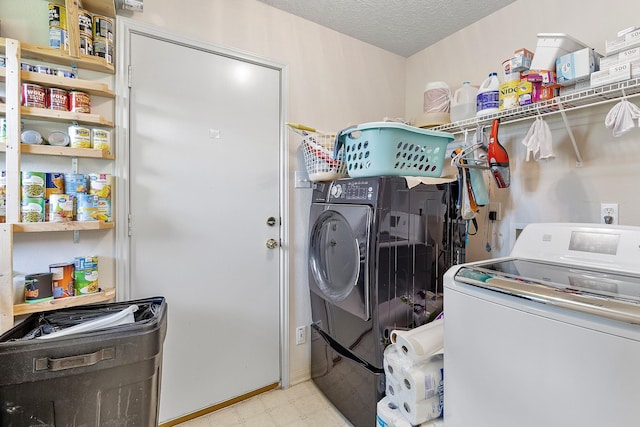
[[6, 0, 639, 397], [0, 0, 406, 387], [406, 0, 640, 261]]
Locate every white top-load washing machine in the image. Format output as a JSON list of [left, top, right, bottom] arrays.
[[444, 223, 640, 427]]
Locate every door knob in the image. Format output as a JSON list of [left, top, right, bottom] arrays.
[[266, 239, 278, 249]]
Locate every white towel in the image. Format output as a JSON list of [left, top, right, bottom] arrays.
[[522, 116, 554, 162], [605, 99, 640, 137]]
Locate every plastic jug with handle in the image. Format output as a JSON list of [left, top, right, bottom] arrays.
[[450, 82, 478, 122], [476, 72, 500, 117]]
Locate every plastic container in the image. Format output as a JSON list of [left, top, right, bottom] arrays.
[[476, 72, 500, 117], [0, 297, 167, 426], [450, 82, 478, 122], [287, 124, 347, 182], [334, 122, 455, 178], [420, 81, 451, 127], [530, 33, 588, 72]]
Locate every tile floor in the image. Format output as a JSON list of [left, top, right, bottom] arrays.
[[175, 380, 353, 427]]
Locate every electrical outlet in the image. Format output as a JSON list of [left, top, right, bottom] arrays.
[[600, 203, 619, 225], [295, 326, 306, 345], [489, 202, 502, 221]]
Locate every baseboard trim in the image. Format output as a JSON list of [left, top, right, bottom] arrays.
[[159, 382, 280, 426]]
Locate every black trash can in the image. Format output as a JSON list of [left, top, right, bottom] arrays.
[[0, 296, 167, 426]]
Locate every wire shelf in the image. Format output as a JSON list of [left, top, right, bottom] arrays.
[[432, 78, 640, 135]]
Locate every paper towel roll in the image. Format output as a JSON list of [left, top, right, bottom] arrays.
[[399, 394, 443, 426], [400, 357, 444, 402], [384, 343, 413, 381], [376, 396, 414, 427], [385, 376, 403, 407], [390, 318, 444, 362]]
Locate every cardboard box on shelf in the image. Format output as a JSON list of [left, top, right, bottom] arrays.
[[600, 46, 640, 69], [590, 62, 632, 87], [556, 48, 601, 86], [605, 26, 640, 55]]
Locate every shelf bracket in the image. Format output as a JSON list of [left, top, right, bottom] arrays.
[[73, 230, 80, 244], [557, 103, 583, 167]]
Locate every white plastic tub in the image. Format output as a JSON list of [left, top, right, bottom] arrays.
[[530, 33, 589, 71]]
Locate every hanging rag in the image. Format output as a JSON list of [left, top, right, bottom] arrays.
[[465, 130, 490, 206], [521, 116, 554, 162], [605, 98, 640, 137]]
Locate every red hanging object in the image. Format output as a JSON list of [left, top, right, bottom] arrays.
[[487, 119, 510, 188]]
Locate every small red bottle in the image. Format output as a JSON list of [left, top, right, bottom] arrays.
[[487, 119, 510, 188]]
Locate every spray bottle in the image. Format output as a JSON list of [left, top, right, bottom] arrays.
[[487, 119, 510, 188]]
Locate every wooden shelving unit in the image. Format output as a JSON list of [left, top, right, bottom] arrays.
[[0, 0, 117, 334]]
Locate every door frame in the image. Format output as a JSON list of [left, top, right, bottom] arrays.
[[114, 17, 291, 388]]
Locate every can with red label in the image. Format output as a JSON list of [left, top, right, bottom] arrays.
[[68, 91, 91, 113], [21, 83, 46, 108], [47, 87, 69, 111]]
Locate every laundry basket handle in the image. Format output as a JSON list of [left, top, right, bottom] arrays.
[[334, 125, 358, 159]]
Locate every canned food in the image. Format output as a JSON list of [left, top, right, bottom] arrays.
[[89, 173, 111, 198], [45, 172, 65, 198], [74, 255, 99, 295], [79, 34, 93, 56], [0, 195, 5, 224], [0, 55, 6, 67], [0, 118, 6, 143], [96, 198, 111, 222], [49, 194, 74, 222], [93, 38, 113, 64], [48, 3, 67, 30], [21, 198, 45, 222], [49, 27, 68, 51], [21, 130, 43, 145], [55, 67, 76, 79], [91, 128, 112, 151], [93, 15, 114, 42], [78, 9, 93, 36], [63, 173, 88, 195], [21, 171, 46, 199], [68, 91, 91, 113], [50, 262, 74, 298], [20, 62, 34, 72], [47, 131, 70, 146], [21, 83, 46, 108], [68, 125, 91, 148], [76, 193, 99, 221], [34, 65, 53, 74], [47, 87, 69, 111], [25, 272, 54, 303]]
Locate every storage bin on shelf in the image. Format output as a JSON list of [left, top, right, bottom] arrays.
[[334, 122, 454, 178], [287, 123, 348, 182]]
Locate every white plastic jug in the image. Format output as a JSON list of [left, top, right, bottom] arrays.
[[476, 72, 500, 116], [450, 82, 478, 122]]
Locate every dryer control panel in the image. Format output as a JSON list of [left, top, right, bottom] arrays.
[[327, 178, 379, 204]]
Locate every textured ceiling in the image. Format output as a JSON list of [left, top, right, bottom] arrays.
[[258, 0, 517, 57]]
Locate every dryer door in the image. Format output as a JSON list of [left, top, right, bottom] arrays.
[[309, 203, 372, 321]]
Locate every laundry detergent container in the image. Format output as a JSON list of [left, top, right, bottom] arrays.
[[0, 296, 167, 426], [335, 122, 454, 178]]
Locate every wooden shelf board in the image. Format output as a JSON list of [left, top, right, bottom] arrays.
[[13, 287, 116, 316], [13, 221, 114, 233], [20, 106, 114, 127], [20, 70, 114, 98], [19, 41, 114, 74], [0, 143, 114, 159], [82, 0, 116, 18]]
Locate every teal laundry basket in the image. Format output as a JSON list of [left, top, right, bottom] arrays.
[[335, 122, 454, 178]]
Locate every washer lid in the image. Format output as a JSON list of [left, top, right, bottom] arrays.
[[455, 258, 640, 324]]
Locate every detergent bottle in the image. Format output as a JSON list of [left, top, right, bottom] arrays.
[[450, 82, 478, 122], [476, 72, 500, 116], [487, 118, 510, 188]]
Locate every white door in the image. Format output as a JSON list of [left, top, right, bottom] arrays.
[[124, 29, 283, 422]]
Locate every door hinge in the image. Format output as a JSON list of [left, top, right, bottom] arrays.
[[127, 213, 133, 236], [128, 65, 133, 88]]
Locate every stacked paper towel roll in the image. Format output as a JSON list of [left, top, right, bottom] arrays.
[[382, 318, 445, 425], [377, 396, 444, 427]]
